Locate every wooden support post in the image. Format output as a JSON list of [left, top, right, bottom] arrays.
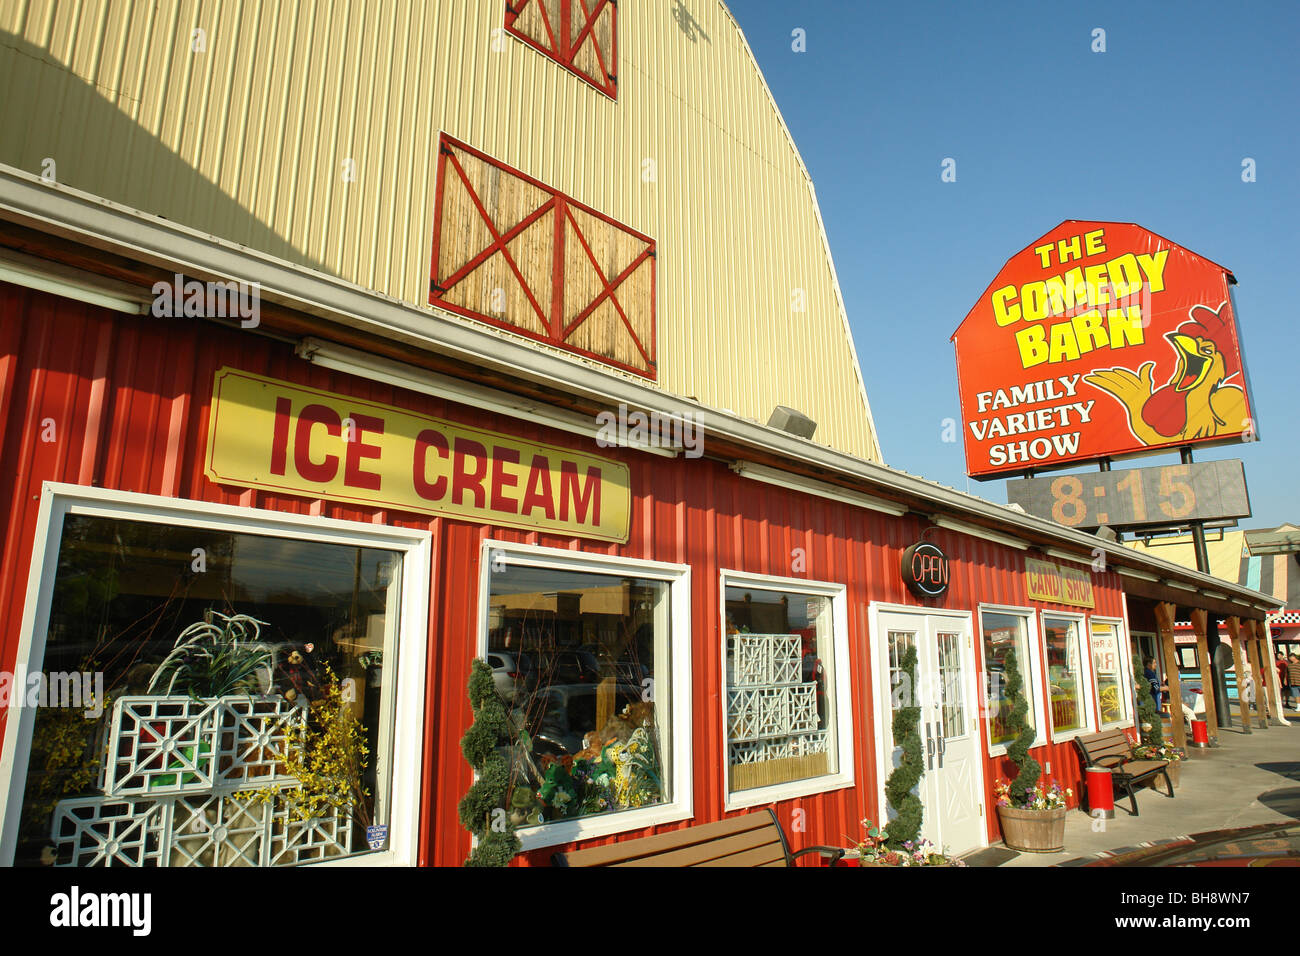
[[1260, 621, 1290, 724], [1250, 619, 1279, 725], [1226, 617, 1252, 733], [1190, 609, 1218, 742], [1244, 619, 1269, 727], [1154, 602, 1188, 750]]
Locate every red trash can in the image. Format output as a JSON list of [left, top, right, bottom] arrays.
[[1190, 719, 1210, 748], [1086, 766, 1114, 820]]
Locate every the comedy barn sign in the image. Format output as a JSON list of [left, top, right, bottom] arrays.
[[951, 221, 1255, 478], [205, 368, 631, 542]]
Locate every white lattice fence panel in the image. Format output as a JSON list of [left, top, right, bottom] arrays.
[[51, 795, 170, 867], [767, 635, 801, 685], [730, 635, 801, 687], [788, 685, 819, 733], [727, 688, 761, 740], [102, 697, 222, 796], [756, 687, 792, 738], [792, 731, 829, 756], [268, 804, 354, 866], [731, 637, 771, 686], [168, 793, 271, 867], [729, 740, 765, 764], [216, 697, 304, 790]]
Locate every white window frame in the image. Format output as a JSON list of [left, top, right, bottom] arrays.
[[0, 482, 431, 868], [1089, 615, 1133, 730], [477, 539, 692, 852], [1040, 610, 1097, 743], [719, 569, 853, 811], [976, 604, 1047, 757]]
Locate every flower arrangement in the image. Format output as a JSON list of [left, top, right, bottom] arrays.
[[848, 819, 966, 867], [1131, 741, 1185, 762], [994, 778, 1071, 811], [237, 664, 372, 827]]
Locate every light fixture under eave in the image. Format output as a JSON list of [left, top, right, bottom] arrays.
[[730, 461, 908, 517], [1117, 567, 1160, 582], [929, 515, 1029, 551], [296, 338, 678, 458], [1045, 546, 1098, 564], [0, 247, 149, 314]]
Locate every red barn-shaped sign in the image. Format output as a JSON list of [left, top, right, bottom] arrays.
[[952, 221, 1256, 478]]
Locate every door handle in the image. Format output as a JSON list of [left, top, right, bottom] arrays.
[[938, 733, 946, 769], [925, 722, 934, 770]]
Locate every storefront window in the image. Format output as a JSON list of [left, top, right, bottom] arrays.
[[724, 584, 838, 794], [12, 514, 402, 867], [980, 611, 1037, 747], [1092, 621, 1129, 727], [1044, 616, 1089, 735], [487, 564, 671, 828]]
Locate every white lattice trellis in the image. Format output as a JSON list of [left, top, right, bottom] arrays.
[[52, 792, 355, 867], [103, 695, 305, 797], [50, 795, 170, 867], [788, 685, 819, 733], [216, 697, 304, 790], [268, 805, 354, 866], [101, 697, 222, 796], [730, 634, 801, 687], [727, 631, 826, 769], [168, 793, 271, 867], [791, 731, 829, 756]]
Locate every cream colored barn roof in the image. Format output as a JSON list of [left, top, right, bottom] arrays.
[[0, 0, 881, 462]]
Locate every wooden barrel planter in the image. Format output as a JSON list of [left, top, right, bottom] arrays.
[[997, 806, 1067, 853]]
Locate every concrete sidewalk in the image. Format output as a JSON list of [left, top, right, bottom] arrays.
[[996, 722, 1300, 866]]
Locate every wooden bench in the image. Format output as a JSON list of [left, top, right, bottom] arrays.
[[551, 808, 845, 867], [1073, 728, 1173, 817]]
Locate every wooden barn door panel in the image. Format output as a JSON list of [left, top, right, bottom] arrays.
[[507, 0, 564, 57], [505, 0, 617, 98], [431, 135, 655, 378], [569, 0, 615, 92]]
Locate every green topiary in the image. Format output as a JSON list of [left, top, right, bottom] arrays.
[[458, 658, 522, 867], [1003, 647, 1041, 806], [1133, 653, 1165, 748], [884, 644, 924, 848]]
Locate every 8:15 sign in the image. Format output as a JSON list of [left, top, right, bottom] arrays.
[[1006, 459, 1250, 530]]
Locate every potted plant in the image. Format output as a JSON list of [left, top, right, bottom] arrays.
[[148, 610, 275, 698], [995, 647, 1071, 853], [883, 643, 924, 847], [843, 818, 966, 867], [103, 611, 285, 796], [1132, 741, 1185, 789]]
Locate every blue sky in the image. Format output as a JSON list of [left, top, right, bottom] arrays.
[[728, 0, 1299, 531]]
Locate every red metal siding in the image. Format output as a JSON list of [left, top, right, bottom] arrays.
[[0, 282, 1131, 864]]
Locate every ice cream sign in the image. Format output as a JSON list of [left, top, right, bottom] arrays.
[[952, 221, 1256, 478], [204, 367, 631, 542]]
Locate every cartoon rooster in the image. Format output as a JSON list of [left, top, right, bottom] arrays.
[[1084, 303, 1248, 445]]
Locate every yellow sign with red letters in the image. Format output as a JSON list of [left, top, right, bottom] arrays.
[[1025, 557, 1095, 608], [204, 367, 631, 542]]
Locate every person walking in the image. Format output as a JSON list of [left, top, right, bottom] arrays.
[[1278, 651, 1292, 709], [1144, 656, 1162, 710], [1288, 654, 1300, 712]]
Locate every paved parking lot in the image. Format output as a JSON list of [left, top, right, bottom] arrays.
[[991, 721, 1300, 866]]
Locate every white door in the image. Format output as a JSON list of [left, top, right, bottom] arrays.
[[879, 610, 985, 856]]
